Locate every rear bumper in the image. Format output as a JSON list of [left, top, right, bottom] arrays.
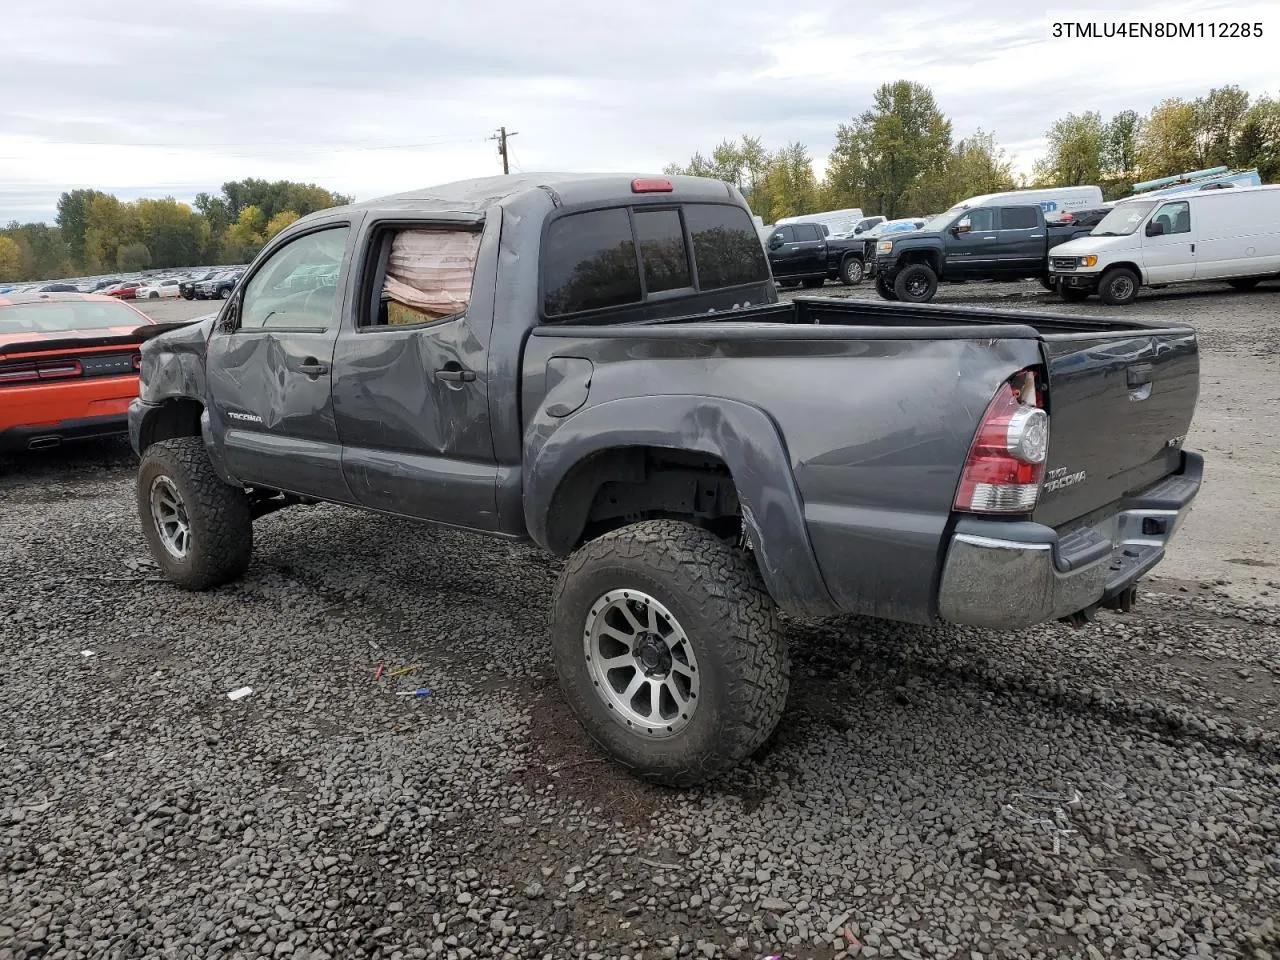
[[0, 412, 130, 451], [937, 451, 1203, 629]]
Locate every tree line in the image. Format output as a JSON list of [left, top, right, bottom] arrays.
[[665, 81, 1280, 223], [0, 179, 351, 283]]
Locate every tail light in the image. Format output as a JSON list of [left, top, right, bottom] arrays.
[[954, 369, 1049, 514], [0, 359, 83, 384]]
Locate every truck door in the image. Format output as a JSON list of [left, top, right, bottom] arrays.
[[995, 205, 1046, 277], [1141, 199, 1197, 283], [792, 223, 828, 276], [944, 207, 1000, 278], [330, 221, 501, 531], [204, 219, 355, 499], [767, 226, 799, 278]]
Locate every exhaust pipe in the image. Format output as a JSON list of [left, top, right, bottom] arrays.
[[27, 436, 62, 450]]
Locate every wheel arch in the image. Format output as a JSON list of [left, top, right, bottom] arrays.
[[137, 397, 204, 455], [525, 395, 840, 618]]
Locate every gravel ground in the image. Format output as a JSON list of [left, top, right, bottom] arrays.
[[1, 283, 1278, 960]]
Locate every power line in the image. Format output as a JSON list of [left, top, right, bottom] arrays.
[[0, 135, 492, 158]]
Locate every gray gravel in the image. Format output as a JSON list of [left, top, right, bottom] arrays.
[[2, 284, 1279, 960]]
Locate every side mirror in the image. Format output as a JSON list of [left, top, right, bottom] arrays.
[[768, 236, 783, 250], [1145, 220, 1166, 237]]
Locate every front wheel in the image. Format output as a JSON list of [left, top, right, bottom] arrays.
[[1098, 267, 1140, 306], [875, 276, 898, 301], [149, 291, 159, 299], [219, 287, 231, 300], [894, 263, 938, 303], [138, 437, 253, 590], [551, 520, 789, 787], [841, 257, 864, 285]]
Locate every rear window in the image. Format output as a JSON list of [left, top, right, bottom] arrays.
[[0, 299, 146, 335], [684, 204, 769, 290], [634, 209, 692, 294], [542, 202, 769, 319], [542, 208, 641, 316]]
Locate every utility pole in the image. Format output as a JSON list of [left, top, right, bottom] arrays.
[[490, 126, 518, 174]]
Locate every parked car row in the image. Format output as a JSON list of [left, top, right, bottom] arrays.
[[0, 264, 248, 301], [764, 215, 929, 287]]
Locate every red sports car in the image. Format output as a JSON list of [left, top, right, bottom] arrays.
[[105, 280, 145, 300], [0, 293, 157, 451]]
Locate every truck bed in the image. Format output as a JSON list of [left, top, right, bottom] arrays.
[[529, 295, 1199, 622]]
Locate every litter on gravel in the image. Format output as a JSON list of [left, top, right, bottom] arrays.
[[226, 686, 253, 701]]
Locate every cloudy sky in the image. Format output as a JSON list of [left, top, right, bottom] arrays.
[[1, 0, 1274, 223]]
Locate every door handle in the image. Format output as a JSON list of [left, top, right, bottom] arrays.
[[299, 359, 328, 377], [982, 236, 998, 240], [435, 367, 476, 382]]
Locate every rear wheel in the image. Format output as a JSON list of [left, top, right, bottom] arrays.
[[138, 437, 253, 590], [894, 263, 938, 303], [1228, 277, 1261, 290], [875, 276, 898, 301], [801, 277, 824, 289], [1058, 286, 1090, 303], [1098, 267, 1140, 306], [841, 257, 864, 285], [551, 520, 789, 787]]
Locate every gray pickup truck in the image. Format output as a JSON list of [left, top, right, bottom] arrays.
[[129, 173, 1203, 786]]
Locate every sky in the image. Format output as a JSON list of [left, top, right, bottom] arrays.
[[1, 0, 1275, 223]]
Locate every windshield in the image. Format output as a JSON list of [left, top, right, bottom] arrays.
[[0, 299, 146, 335], [1091, 201, 1158, 236], [922, 205, 966, 233]]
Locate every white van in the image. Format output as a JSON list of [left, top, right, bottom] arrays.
[[777, 208, 882, 237], [942, 186, 1104, 223], [1048, 185, 1280, 305]]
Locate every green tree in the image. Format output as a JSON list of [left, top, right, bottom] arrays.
[[1194, 85, 1251, 167], [1101, 110, 1142, 180], [1136, 98, 1200, 179], [1, 222, 73, 280], [265, 210, 301, 239], [758, 142, 820, 222], [1237, 94, 1280, 181], [912, 128, 1016, 213], [55, 188, 109, 269], [133, 198, 208, 268], [1033, 111, 1104, 186], [221, 205, 268, 262], [0, 235, 22, 282], [82, 194, 132, 273], [832, 81, 953, 218], [116, 241, 152, 272]]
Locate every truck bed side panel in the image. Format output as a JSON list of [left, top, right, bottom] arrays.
[[522, 330, 1042, 623]]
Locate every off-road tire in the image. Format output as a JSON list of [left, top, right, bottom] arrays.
[[841, 257, 864, 285], [1058, 286, 1090, 303], [1228, 277, 1261, 291], [551, 519, 789, 787], [894, 263, 938, 303], [1098, 267, 1140, 306], [875, 276, 898, 301], [138, 437, 252, 590]]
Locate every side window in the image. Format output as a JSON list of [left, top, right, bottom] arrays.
[[1152, 201, 1191, 235], [1000, 206, 1041, 230], [633, 209, 692, 294], [961, 208, 998, 233], [773, 226, 794, 244], [370, 228, 481, 327], [684, 203, 770, 289], [239, 226, 349, 331], [795, 224, 822, 242], [543, 208, 641, 317]]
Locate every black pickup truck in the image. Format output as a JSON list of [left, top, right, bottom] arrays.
[[874, 203, 1093, 302], [765, 222, 870, 286], [128, 173, 1203, 786]]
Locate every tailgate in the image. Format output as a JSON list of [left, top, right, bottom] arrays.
[[1034, 327, 1199, 528]]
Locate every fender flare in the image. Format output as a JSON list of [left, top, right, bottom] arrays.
[[524, 394, 839, 618]]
